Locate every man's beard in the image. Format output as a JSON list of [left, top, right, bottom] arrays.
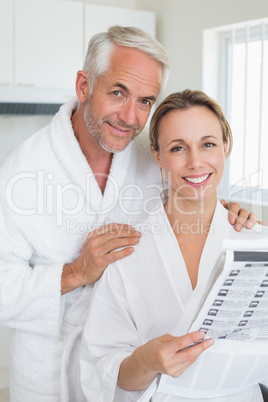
[[83, 97, 141, 153]]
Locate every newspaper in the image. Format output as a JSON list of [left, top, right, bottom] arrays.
[[157, 250, 268, 398]]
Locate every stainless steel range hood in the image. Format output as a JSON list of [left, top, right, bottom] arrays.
[[0, 88, 74, 115], [0, 102, 62, 115]]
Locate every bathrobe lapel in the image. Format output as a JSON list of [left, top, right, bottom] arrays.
[[49, 98, 131, 220], [150, 203, 193, 312], [98, 142, 132, 222], [171, 202, 231, 335]]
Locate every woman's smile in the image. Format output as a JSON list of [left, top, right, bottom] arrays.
[[183, 173, 212, 185]]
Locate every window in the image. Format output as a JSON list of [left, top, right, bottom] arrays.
[[219, 21, 268, 206]]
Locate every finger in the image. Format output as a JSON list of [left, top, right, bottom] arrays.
[[79, 246, 136, 283], [85, 230, 141, 255], [257, 220, 266, 226], [102, 236, 141, 255], [220, 199, 227, 207], [244, 212, 257, 229], [88, 224, 140, 240], [99, 223, 137, 235], [90, 229, 141, 246], [81, 233, 141, 264], [227, 202, 241, 225], [233, 209, 253, 232], [103, 228, 141, 240], [169, 331, 207, 354], [159, 334, 176, 343], [103, 245, 136, 265], [84, 245, 137, 279], [171, 337, 214, 377], [178, 337, 214, 364]]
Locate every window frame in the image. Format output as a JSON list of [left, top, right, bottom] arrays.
[[218, 21, 268, 207]]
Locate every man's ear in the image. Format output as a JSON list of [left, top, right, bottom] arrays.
[[151, 146, 162, 168], [75, 70, 89, 103]]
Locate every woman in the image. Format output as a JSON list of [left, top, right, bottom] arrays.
[[80, 90, 268, 401]]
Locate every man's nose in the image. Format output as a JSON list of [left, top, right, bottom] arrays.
[[118, 100, 138, 126]]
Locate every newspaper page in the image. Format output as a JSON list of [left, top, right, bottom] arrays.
[[157, 250, 268, 398]]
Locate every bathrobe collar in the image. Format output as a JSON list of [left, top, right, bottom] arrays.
[[151, 199, 231, 335], [48, 98, 132, 217]]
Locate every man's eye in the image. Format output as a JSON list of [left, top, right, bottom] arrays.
[[112, 91, 122, 97], [140, 99, 152, 107]]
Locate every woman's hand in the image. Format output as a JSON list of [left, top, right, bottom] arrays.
[[118, 331, 214, 391]]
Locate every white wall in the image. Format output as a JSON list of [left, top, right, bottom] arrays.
[[136, 0, 268, 97]]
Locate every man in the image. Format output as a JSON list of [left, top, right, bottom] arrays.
[[0, 26, 256, 402]]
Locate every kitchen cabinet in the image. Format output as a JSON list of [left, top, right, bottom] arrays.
[[0, 1, 155, 104], [0, 0, 13, 87], [15, 0, 83, 91]]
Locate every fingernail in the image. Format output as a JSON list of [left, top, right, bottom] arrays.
[[247, 221, 253, 228], [235, 223, 242, 231], [207, 338, 215, 346]]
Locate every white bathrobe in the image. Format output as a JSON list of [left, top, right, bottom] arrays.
[[80, 200, 268, 402], [0, 98, 161, 402]]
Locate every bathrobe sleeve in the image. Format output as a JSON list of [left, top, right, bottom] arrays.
[[0, 144, 66, 338], [0, 198, 64, 337], [80, 263, 143, 402]]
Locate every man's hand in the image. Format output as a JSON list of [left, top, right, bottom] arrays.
[[61, 223, 141, 294], [118, 331, 214, 391], [221, 200, 260, 232]]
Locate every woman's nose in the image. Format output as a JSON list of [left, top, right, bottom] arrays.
[[186, 149, 204, 169]]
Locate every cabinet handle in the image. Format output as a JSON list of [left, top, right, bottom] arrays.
[[0, 83, 12, 86]]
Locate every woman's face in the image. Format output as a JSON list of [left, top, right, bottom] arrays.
[[153, 106, 228, 205]]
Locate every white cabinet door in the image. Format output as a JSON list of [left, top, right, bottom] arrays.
[[15, 0, 83, 90], [0, 0, 13, 87], [84, 5, 155, 58]]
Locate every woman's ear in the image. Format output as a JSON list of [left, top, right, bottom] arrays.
[[151, 146, 163, 168], [224, 138, 229, 157], [75, 70, 89, 103]]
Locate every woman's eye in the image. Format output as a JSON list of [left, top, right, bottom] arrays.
[[204, 142, 215, 148], [170, 146, 183, 152]]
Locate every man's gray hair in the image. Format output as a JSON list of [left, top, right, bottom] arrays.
[[83, 25, 170, 94]]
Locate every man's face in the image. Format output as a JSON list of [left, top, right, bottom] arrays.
[[84, 45, 162, 153]]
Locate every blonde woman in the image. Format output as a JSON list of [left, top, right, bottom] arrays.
[[80, 90, 268, 402]]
